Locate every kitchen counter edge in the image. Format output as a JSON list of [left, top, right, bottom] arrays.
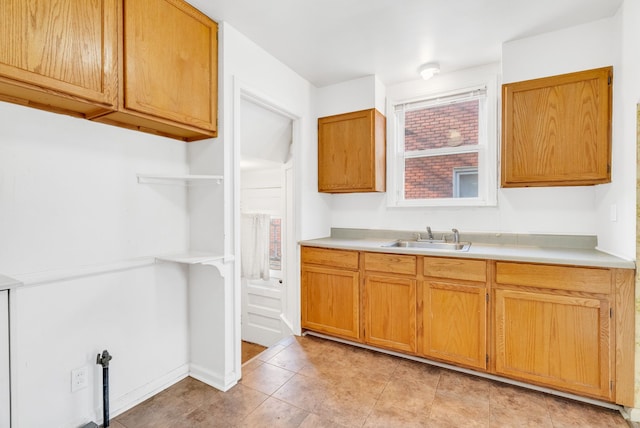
[[299, 237, 635, 270]]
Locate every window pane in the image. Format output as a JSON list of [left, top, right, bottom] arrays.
[[454, 168, 479, 198], [405, 100, 479, 151], [269, 218, 281, 271], [405, 153, 478, 199]]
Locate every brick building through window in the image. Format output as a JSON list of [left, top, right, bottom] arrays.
[[404, 99, 479, 199]]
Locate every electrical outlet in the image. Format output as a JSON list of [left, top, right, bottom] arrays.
[[71, 366, 89, 392]]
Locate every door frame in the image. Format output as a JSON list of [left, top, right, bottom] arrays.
[[232, 78, 302, 379]]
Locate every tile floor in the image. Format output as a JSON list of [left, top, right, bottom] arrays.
[[115, 335, 632, 427], [242, 341, 267, 364]]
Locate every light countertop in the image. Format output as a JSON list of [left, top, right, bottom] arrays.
[[300, 229, 635, 270]]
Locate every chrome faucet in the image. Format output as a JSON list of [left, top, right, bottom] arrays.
[[452, 228, 459, 243], [426, 226, 434, 240]]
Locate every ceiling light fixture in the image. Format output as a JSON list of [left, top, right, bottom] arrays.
[[419, 62, 440, 80]]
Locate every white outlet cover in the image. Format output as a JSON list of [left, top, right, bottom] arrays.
[[71, 366, 89, 392]]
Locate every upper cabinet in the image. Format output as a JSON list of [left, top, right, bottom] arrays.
[[318, 108, 386, 193], [0, 0, 118, 116], [0, 0, 217, 142], [93, 0, 218, 141], [501, 67, 612, 187]]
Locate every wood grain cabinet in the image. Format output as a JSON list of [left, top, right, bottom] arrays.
[[318, 109, 386, 193], [363, 253, 417, 353], [501, 67, 612, 187], [0, 0, 217, 141], [493, 262, 633, 403], [301, 247, 361, 341], [419, 257, 488, 370], [0, 0, 118, 117], [92, 0, 218, 141], [300, 246, 634, 405]]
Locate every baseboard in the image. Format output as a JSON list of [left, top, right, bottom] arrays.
[[106, 364, 190, 421], [189, 363, 238, 392], [621, 406, 640, 422]]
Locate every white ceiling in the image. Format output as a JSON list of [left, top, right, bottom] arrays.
[[188, 0, 621, 87]]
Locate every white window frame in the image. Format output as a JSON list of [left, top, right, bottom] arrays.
[[387, 79, 498, 207], [453, 167, 479, 198]]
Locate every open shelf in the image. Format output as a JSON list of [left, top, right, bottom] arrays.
[[155, 252, 232, 277], [137, 173, 223, 185]]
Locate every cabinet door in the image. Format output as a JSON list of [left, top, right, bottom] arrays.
[[364, 274, 416, 353], [122, 0, 217, 132], [421, 281, 486, 370], [494, 289, 612, 400], [0, 291, 8, 428], [502, 67, 612, 187], [301, 265, 360, 341], [0, 0, 117, 111], [318, 109, 385, 193]]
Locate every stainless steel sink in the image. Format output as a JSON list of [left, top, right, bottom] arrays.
[[382, 240, 471, 251]]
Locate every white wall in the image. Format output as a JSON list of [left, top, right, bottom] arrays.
[[596, 2, 639, 260], [190, 20, 323, 392], [0, 102, 192, 426], [325, 17, 630, 243], [503, 16, 634, 258]]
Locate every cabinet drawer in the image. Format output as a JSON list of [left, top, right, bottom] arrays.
[[364, 252, 417, 275], [423, 257, 487, 282], [495, 262, 610, 294], [301, 246, 359, 270]]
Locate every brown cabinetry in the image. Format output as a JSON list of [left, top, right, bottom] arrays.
[[501, 67, 612, 187], [363, 253, 417, 353], [420, 257, 488, 370], [0, 0, 217, 141], [301, 247, 361, 341], [300, 245, 634, 405], [318, 109, 386, 193], [93, 0, 218, 141], [0, 0, 118, 116], [494, 262, 633, 403]]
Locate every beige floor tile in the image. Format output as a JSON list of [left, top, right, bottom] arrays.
[[240, 362, 296, 395], [392, 358, 442, 385], [489, 383, 552, 427], [545, 395, 628, 428], [376, 377, 435, 414], [241, 357, 265, 374], [435, 369, 492, 405], [184, 383, 268, 427], [240, 396, 310, 427], [116, 335, 630, 428], [298, 412, 347, 428], [363, 403, 431, 427], [428, 393, 490, 427], [272, 373, 334, 413]]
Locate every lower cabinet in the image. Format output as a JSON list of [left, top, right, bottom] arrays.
[[420, 257, 488, 370], [494, 288, 611, 399], [363, 253, 417, 353], [300, 246, 634, 405], [494, 262, 615, 401], [301, 247, 361, 341], [0, 290, 9, 428]]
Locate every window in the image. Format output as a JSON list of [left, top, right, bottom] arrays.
[[389, 82, 497, 207], [269, 217, 281, 271]]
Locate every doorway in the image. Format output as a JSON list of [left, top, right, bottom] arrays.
[[239, 95, 294, 350]]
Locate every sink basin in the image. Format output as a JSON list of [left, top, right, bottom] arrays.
[[382, 240, 471, 251]]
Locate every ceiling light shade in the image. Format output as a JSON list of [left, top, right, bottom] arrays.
[[419, 62, 440, 80]]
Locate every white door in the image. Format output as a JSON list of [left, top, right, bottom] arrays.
[[239, 96, 294, 348], [240, 171, 290, 347], [0, 291, 9, 428]]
